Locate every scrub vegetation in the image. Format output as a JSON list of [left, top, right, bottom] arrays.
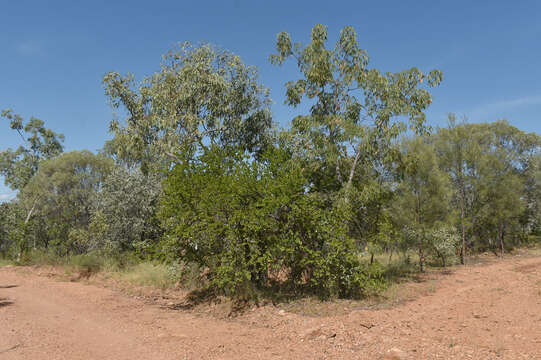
[[1, 25, 540, 302]]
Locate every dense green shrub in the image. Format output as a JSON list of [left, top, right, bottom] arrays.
[[159, 146, 384, 299], [0, 202, 24, 258]]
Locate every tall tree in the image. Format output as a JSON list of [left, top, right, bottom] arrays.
[[20, 151, 113, 255], [0, 110, 64, 191], [474, 121, 541, 256], [270, 24, 442, 197], [0, 110, 64, 226], [103, 43, 273, 171], [522, 154, 541, 235], [434, 114, 478, 264], [392, 137, 450, 271]]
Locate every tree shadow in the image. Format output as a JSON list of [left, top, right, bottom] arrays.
[[166, 287, 217, 310], [0, 298, 14, 307]]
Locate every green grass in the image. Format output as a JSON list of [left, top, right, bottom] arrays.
[[0, 258, 12, 267], [19, 250, 62, 266]]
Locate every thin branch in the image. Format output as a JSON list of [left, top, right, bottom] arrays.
[[347, 144, 362, 187]]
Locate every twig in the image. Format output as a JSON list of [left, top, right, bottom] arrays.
[[0, 344, 21, 354]]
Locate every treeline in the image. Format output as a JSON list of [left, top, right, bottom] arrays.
[[1, 25, 540, 299]]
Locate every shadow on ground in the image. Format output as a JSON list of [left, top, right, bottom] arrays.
[[0, 298, 14, 307]]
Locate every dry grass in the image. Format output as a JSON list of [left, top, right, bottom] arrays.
[[112, 263, 179, 290], [277, 252, 450, 317]]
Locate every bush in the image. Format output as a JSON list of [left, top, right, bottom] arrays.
[[89, 167, 162, 257], [68, 253, 104, 275], [427, 226, 460, 267], [19, 249, 61, 266], [159, 145, 386, 299]]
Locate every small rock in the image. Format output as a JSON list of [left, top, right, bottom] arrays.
[[300, 326, 324, 340], [277, 309, 286, 316], [384, 348, 407, 360]]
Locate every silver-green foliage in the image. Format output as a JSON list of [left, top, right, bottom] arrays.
[[103, 42, 273, 170], [90, 167, 162, 255], [428, 226, 460, 266], [271, 24, 442, 191]]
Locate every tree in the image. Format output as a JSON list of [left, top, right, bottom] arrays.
[[478, 154, 524, 256], [0, 201, 24, 258], [392, 137, 451, 272], [270, 24, 442, 197], [474, 121, 541, 256], [523, 154, 541, 235], [90, 167, 162, 256], [0, 110, 64, 191], [103, 43, 273, 171], [434, 114, 478, 264], [0, 110, 65, 228], [20, 151, 113, 255]]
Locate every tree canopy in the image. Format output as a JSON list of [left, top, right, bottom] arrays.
[[0, 110, 64, 190], [103, 42, 273, 171]]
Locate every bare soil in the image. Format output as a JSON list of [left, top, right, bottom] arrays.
[[1, 253, 541, 359]]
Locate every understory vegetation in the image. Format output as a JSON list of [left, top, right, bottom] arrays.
[[1, 25, 541, 301]]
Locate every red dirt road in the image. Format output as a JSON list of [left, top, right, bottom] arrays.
[[1, 255, 541, 359]]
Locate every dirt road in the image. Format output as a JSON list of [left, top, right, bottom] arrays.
[[1, 255, 541, 359]]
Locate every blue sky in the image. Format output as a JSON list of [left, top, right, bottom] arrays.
[[1, 0, 541, 200]]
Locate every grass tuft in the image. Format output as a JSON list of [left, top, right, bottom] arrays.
[[0, 258, 12, 267], [115, 262, 179, 289]]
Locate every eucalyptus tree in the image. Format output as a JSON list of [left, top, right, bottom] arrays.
[[0, 110, 64, 224], [102, 43, 273, 172], [90, 167, 162, 255], [270, 24, 443, 197], [20, 151, 113, 255]]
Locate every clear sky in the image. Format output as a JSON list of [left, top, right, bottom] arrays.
[[1, 0, 540, 201]]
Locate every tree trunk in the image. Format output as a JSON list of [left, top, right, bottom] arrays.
[[499, 224, 505, 258], [24, 198, 38, 225], [418, 243, 425, 272], [416, 192, 425, 272], [344, 145, 362, 202]]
